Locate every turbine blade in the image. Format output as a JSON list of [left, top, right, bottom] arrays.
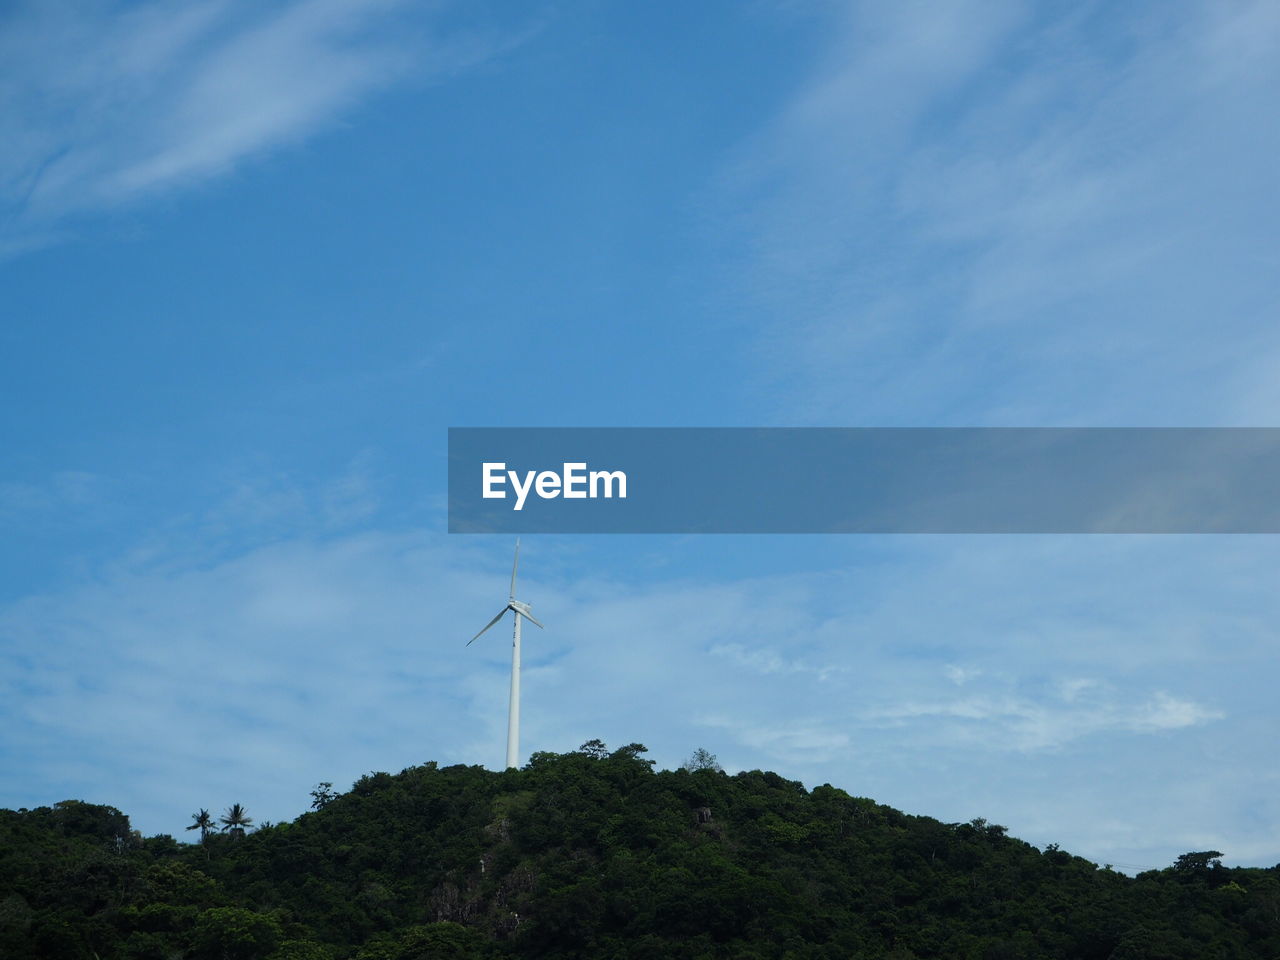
[[467, 608, 507, 645], [520, 610, 544, 630], [510, 537, 520, 599]]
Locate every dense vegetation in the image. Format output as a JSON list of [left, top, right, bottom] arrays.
[[2, 742, 1277, 959]]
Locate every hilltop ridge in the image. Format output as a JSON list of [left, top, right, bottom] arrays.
[[2, 742, 1277, 959]]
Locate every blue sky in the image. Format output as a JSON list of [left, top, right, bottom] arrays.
[[2, 0, 1279, 873]]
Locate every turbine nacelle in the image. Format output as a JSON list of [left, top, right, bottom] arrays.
[[509, 599, 541, 626], [466, 600, 544, 645], [466, 539, 546, 642]]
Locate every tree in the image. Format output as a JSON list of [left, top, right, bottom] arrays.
[[1173, 850, 1224, 873], [187, 808, 214, 844], [355, 922, 487, 959], [682, 748, 723, 773], [220, 804, 254, 839], [611, 743, 650, 761], [310, 783, 338, 811], [50, 799, 131, 841], [578, 739, 609, 759], [192, 906, 281, 960], [268, 940, 332, 960]]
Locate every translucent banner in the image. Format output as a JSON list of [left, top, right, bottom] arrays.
[[447, 428, 1280, 533]]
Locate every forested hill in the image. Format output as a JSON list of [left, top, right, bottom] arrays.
[[2, 743, 1278, 960]]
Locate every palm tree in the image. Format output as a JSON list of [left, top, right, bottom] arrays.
[[186, 808, 214, 844], [219, 803, 253, 839]]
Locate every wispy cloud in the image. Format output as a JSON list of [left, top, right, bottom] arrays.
[[873, 682, 1223, 752], [0, 0, 521, 254], [710, 641, 844, 682], [720, 0, 1280, 425], [2, 510, 1276, 869], [0, 470, 108, 520], [698, 713, 852, 766], [945, 664, 982, 686]]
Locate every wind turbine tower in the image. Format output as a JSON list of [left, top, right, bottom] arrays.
[[468, 539, 544, 769]]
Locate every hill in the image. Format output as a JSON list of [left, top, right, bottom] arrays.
[[2, 741, 1277, 959]]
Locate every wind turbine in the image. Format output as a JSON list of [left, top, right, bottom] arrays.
[[468, 538, 544, 769]]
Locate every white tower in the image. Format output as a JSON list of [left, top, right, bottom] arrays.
[[468, 539, 544, 768]]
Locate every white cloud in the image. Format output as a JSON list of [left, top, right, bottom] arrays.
[[1057, 677, 1098, 702], [0, 0, 520, 254], [871, 685, 1222, 752], [1129, 690, 1223, 732], [719, 0, 1280, 426], [1, 521, 1276, 870], [0, 470, 108, 520], [945, 664, 982, 686], [699, 714, 851, 765], [710, 641, 843, 681]]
